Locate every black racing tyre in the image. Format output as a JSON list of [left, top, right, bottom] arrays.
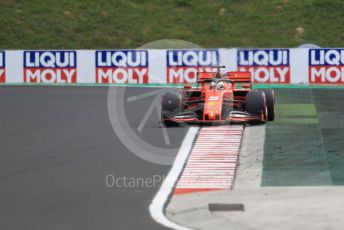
[[245, 90, 267, 124], [161, 92, 181, 127], [161, 91, 181, 113], [261, 89, 275, 121]]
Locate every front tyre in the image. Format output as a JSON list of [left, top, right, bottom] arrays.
[[261, 89, 275, 121], [161, 92, 181, 127], [245, 90, 267, 125]]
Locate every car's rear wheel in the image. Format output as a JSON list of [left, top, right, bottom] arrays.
[[245, 90, 267, 124], [161, 92, 181, 127], [261, 89, 275, 121]]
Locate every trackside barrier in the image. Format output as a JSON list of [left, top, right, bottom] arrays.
[[1, 48, 344, 85]]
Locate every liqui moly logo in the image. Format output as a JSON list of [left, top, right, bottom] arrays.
[[96, 50, 148, 84], [24, 51, 77, 83], [166, 50, 219, 84], [309, 49, 344, 84], [0, 51, 5, 83], [237, 49, 290, 83]]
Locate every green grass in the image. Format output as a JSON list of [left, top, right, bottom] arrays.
[[1, 0, 344, 49]]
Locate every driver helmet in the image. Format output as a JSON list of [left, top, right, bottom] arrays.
[[217, 81, 224, 90], [210, 81, 216, 89]]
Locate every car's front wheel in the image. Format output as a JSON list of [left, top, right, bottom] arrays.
[[245, 90, 267, 124], [161, 91, 181, 127]]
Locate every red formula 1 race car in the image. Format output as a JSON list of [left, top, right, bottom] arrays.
[[161, 66, 275, 126]]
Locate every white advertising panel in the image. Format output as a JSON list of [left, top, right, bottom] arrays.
[[1, 48, 335, 85]]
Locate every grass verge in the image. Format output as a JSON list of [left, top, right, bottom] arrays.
[[1, 0, 344, 49]]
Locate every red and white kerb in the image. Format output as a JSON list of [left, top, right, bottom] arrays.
[[174, 125, 244, 195]]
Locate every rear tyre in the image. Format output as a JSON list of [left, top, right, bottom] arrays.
[[161, 92, 181, 127], [245, 90, 267, 125], [261, 89, 275, 121]]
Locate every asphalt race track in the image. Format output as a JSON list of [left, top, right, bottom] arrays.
[[0, 86, 187, 230]]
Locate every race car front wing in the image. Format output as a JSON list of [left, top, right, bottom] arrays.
[[162, 110, 265, 124]]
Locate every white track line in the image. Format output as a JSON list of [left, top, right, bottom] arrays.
[[149, 127, 199, 230]]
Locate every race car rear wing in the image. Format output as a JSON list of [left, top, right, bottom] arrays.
[[226, 72, 251, 82], [226, 72, 252, 89], [197, 66, 226, 82], [197, 72, 216, 81], [196, 70, 252, 86]]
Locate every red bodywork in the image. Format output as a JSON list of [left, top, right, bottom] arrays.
[[163, 71, 266, 124]]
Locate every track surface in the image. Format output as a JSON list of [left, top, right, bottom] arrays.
[[0, 86, 187, 230]]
